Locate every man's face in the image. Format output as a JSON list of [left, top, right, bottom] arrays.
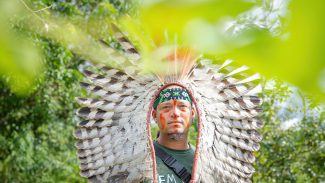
[[154, 98, 194, 135]]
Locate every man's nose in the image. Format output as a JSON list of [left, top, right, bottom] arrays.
[[171, 106, 181, 118]]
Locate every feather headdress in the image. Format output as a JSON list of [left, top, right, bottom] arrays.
[[75, 23, 263, 183]]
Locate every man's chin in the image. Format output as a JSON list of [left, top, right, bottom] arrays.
[[167, 132, 185, 141]]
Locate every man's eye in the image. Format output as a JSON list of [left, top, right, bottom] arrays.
[[162, 106, 171, 109]]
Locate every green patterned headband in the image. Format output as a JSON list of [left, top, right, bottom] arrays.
[[153, 88, 192, 109]]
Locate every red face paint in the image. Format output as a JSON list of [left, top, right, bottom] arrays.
[[163, 109, 170, 113], [159, 113, 166, 130], [172, 99, 178, 121], [186, 120, 190, 128]]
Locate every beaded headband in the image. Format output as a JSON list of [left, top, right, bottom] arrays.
[[153, 88, 192, 109]]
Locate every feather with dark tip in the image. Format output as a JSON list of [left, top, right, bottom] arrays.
[[111, 23, 141, 62]]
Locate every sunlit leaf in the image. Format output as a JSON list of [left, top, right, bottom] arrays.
[[222, 0, 325, 101], [0, 1, 43, 95], [139, 0, 254, 45]]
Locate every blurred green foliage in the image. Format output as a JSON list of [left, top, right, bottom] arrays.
[[121, 0, 325, 101], [223, 0, 325, 102], [0, 0, 133, 182], [0, 0, 43, 95], [0, 0, 324, 182]]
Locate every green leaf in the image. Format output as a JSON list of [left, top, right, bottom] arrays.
[[222, 0, 325, 101]]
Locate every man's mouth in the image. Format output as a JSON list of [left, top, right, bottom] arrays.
[[168, 121, 184, 124]]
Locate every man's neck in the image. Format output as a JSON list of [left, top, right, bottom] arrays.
[[157, 133, 189, 150]]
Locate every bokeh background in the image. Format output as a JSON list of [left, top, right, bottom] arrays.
[[0, 0, 324, 182]]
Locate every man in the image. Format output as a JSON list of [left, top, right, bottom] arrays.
[[75, 25, 263, 182], [145, 85, 196, 183]]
